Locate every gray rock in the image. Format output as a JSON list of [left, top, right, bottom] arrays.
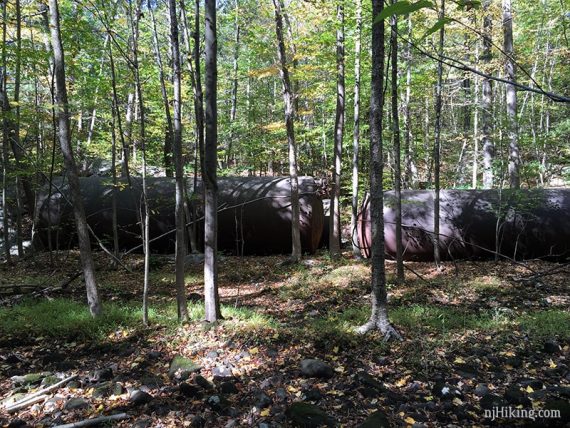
[[195, 375, 214, 390], [40, 375, 60, 387], [11, 372, 50, 387], [91, 382, 111, 398], [358, 410, 391, 428], [64, 397, 89, 410], [225, 420, 238, 428], [206, 395, 229, 412], [0, 393, 26, 407], [474, 384, 489, 397], [206, 351, 219, 359], [130, 390, 153, 406], [90, 367, 113, 382], [357, 372, 384, 391], [285, 402, 335, 427], [43, 396, 65, 413], [179, 383, 203, 398], [543, 340, 561, 354], [220, 381, 239, 394], [133, 418, 152, 428], [112, 382, 124, 396], [254, 391, 272, 409], [191, 415, 206, 428], [212, 365, 234, 380], [169, 355, 201, 379], [300, 359, 334, 379]]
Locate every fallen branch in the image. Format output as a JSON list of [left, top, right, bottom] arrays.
[[53, 413, 130, 428], [4, 374, 78, 413]]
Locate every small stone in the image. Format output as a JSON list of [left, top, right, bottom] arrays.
[[64, 397, 89, 410], [286, 402, 335, 428], [258, 423, 270, 428], [212, 365, 234, 380], [220, 381, 239, 394], [225, 419, 238, 428], [180, 383, 203, 398], [91, 382, 111, 398], [480, 393, 506, 410], [504, 386, 531, 406], [41, 375, 60, 387], [12, 372, 49, 387], [191, 415, 206, 428], [90, 368, 113, 382], [303, 388, 323, 401], [357, 372, 385, 391], [169, 355, 201, 379], [358, 410, 391, 428], [543, 340, 561, 354], [206, 395, 229, 412], [43, 396, 65, 413], [148, 351, 162, 360], [276, 388, 288, 401], [195, 375, 214, 391], [112, 382, 124, 396], [474, 384, 489, 397], [300, 359, 334, 379], [130, 390, 153, 406], [254, 391, 272, 409]]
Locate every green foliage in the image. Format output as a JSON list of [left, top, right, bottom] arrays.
[[374, 0, 434, 23]]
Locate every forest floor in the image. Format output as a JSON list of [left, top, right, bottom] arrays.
[[0, 251, 569, 427]]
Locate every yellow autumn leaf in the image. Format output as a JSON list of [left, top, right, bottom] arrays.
[[395, 376, 409, 387], [453, 397, 463, 405], [260, 408, 270, 417], [333, 346, 339, 353], [250, 347, 259, 355], [454, 357, 466, 364], [404, 416, 416, 425], [504, 351, 515, 357], [335, 366, 345, 373], [425, 396, 433, 401], [526, 385, 534, 393], [549, 359, 557, 369]]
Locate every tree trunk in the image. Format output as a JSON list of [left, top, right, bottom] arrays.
[[127, 0, 151, 326], [351, 0, 362, 258], [226, 0, 240, 167], [357, 0, 400, 340], [272, 0, 302, 262], [48, 0, 101, 317], [433, 0, 445, 266], [204, 0, 222, 322], [403, 15, 417, 190], [482, 0, 494, 189], [503, 0, 520, 188], [390, 0, 404, 282], [169, 0, 189, 322], [329, 1, 344, 258], [1, 0, 11, 263], [149, 0, 174, 178]]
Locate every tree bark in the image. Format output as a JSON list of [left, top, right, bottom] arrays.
[[169, 0, 189, 322], [329, 1, 344, 258], [272, 0, 302, 262], [481, 0, 494, 189], [149, 0, 174, 178], [226, 0, 240, 167], [48, 0, 101, 317], [351, 0, 362, 258], [503, 0, 520, 188], [433, 0, 445, 266], [357, 0, 400, 340], [390, 0, 404, 282], [204, 0, 222, 322], [403, 15, 417, 190]]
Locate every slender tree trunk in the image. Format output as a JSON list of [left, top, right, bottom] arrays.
[[351, 0, 362, 258], [329, 1, 344, 258], [433, 0, 445, 267], [127, 0, 151, 326], [204, 0, 222, 322], [48, 0, 101, 317], [390, 1, 404, 282], [472, 43, 480, 188], [403, 15, 417, 189], [108, 45, 131, 182], [85, 35, 110, 148], [226, 0, 240, 167], [357, 0, 400, 340], [168, 0, 189, 322], [1, 0, 12, 263], [193, 0, 205, 181], [111, 102, 119, 268], [272, 0, 302, 262], [482, 0, 494, 189], [503, 0, 520, 188], [149, 0, 174, 177]]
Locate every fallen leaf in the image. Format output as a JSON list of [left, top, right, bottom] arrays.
[[260, 408, 270, 417]]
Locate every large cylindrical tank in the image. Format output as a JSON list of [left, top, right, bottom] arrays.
[[358, 189, 570, 261], [35, 176, 324, 255]]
